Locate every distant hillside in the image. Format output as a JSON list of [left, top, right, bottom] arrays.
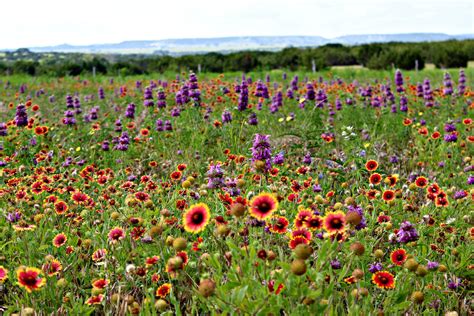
[[9, 33, 472, 55]]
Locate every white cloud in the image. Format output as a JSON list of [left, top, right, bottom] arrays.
[[0, 0, 472, 49]]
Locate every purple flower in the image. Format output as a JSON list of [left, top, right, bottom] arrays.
[[303, 153, 312, 165], [347, 205, 367, 230], [101, 141, 110, 151], [369, 262, 383, 273], [443, 72, 453, 95], [395, 69, 404, 92], [273, 151, 285, 165], [453, 190, 467, 199], [305, 82, 315, 101], [427, 261, 439, 270], [330, 259, 341, 269], [251, 134, 272, 172], [6, 212, 21, 223], [396, 221, 419, 243], [98, 87, 105, 99], [447, 280, 460, 290], [207, 163, 225, 189], [125, 103, 136, 119], [15, 104, 28, 127], [0, 122, 8, 136], [443, 133, 457, 142], [222, 110, 232, 124], [458, 69, 466, 95], [444, 123, 456, 132], [248, 112, 258, 125], [237, 80, 249, 111], [390, 155, 399, 163], [468, 176, 474, 185]]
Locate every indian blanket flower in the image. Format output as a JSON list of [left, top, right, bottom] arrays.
[[365, 160, 378, 171], [323, 211, 346, 234], [86, 294, 104, 305], [156, 283, 172, 298], [42, 259, 62, 276], [251, 134, 272, 172], [53, 233, 67, 247], [92, 249, 107, 262], [269, 215, 289, 234], [92, 279, 110, 290], [396, 221, 419, 243], [183, 203, 211, 233], [108, 227, 126, 243], [249, 193, 279, 220], [16, 266, 46, 293], [372, 271, 396, 289], [0, 266, 8, 283], [390, 249, 407, 266]]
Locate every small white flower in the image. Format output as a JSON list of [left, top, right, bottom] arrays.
[[126, 264, 136, 274], [446, 217, 456, 224]]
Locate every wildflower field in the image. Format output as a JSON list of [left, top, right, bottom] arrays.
[[0, 68, 472, 315]]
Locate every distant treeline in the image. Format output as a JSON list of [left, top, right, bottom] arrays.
[[1, 40, 473, 76]]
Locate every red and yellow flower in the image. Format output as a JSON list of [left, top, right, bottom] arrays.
[[0, 266, 8, 283], [156, 283, 172, 298], [323, 211, 346, 234], [183, 203, 211, 233], [249, 193, 278, 220], [53, 233, 67, 248], [390, 249, 407, 266], [372, 271, 395, 289], [16, 266, 46, 293]]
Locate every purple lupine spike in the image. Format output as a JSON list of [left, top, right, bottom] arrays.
[[248, 112, 258, 125], [98, 87, 105, 100], [144, 86, 154, 107], [238, 80, 249, 111], [458, 69, 466, 96], [155, 119, 164, 131], [207, 163, 225, 189], [305, 82, 315, 101], [222, 110, 232, 124], [125, 103, 136, 119], [443, 72, 453, 95], [395, 69, 404, 92], [251, 134, 272, 172], [157, 89, 167, 108], [0, 122, 7, 136]]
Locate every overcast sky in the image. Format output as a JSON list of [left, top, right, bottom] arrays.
[[1, 0, 473, 49]]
